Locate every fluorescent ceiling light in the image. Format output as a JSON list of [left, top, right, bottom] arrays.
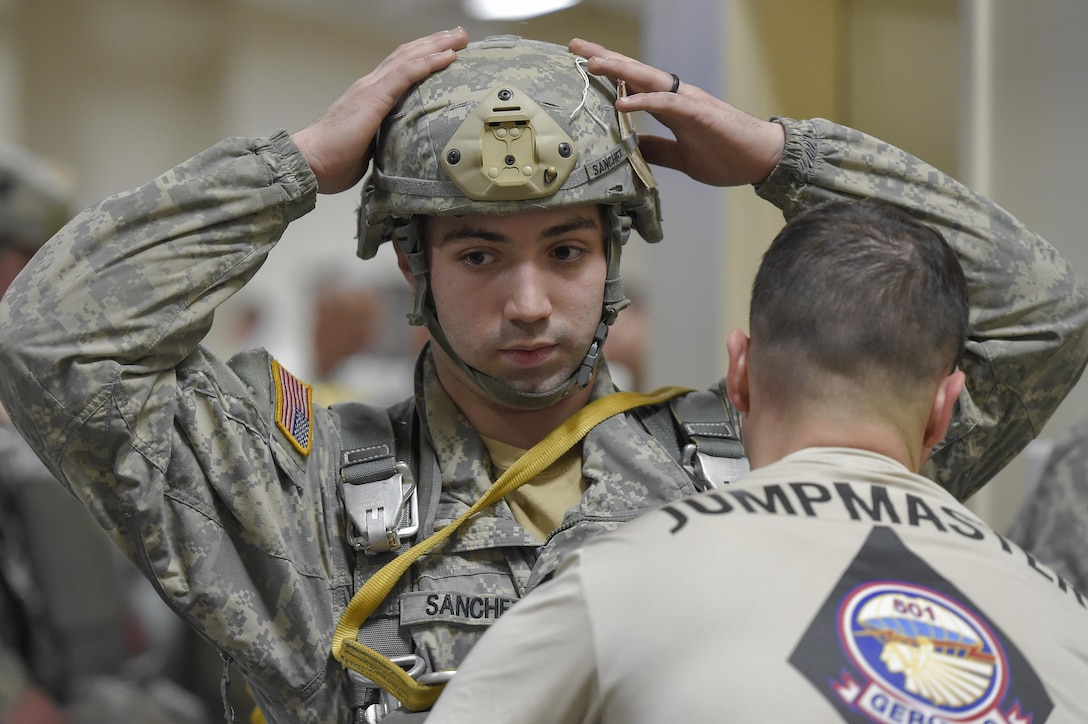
[[462, 0, 582, 21]]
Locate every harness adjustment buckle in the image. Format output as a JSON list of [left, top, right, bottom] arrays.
[[350, 654, 427, 723], [349, 654, 457, 722], [681, 443, 749, 492], [343, 460, 419, 554]]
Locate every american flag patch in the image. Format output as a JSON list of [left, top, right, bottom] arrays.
[[271, 359, 313, 456]]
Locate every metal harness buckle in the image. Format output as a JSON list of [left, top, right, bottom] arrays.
[[343, 460, 419, 555], [350, 654, 426, 723], [680, 443, 749, 492], [349, 655, 457, 722]]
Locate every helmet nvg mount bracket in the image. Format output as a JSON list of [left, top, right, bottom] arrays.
[[358, 35, 663, 410], [441, 84, 579, 201]]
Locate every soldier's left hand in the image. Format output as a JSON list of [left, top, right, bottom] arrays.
[[569, 38, 785, 188]]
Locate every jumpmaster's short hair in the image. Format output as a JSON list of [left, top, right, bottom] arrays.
[[358, 34, 662, 258]]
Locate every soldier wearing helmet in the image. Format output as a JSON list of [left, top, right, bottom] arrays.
[[360, 36, 662, 416], [0, 28, 1085, 724]]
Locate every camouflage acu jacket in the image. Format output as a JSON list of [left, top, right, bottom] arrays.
[[0, 119, 1085, 723]]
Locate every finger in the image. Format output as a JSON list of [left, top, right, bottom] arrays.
[[615, 90, 690, 131], [376, 28, 469, 95], [570, 38, 656, 90], [570, 38, 677, 95], [581, 54, 679, 96], [568, 37, 634, 65], [296, 29, 469, 193], [398, 46, 461, 88], [346, 29, 468, 131], [389, 27, 470, 66], [635, 134, 683, 172]]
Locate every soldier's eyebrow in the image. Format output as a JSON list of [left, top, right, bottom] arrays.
[[438, 226, 507, 244], [437, 215, 602, 245], [540, 216, 601, 239]]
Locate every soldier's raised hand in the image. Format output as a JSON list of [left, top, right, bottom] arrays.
[[569, 37, 785, 189], [292, 28, 469, 194]]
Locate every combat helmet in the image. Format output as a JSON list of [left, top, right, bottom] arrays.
[[359, 35, 662, 409], [0, 143, 73, 253]]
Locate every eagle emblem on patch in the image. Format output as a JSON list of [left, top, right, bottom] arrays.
[[271, 359, 312, 455]]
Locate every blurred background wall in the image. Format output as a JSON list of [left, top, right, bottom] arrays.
[[1, 0, 1085, 544]]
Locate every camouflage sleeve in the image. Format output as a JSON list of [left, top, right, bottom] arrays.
[[1006, 414, 1088, 592], [0, 130, 315, 461], [0, 133, 355, 716], [756, 118, 1088, 501]]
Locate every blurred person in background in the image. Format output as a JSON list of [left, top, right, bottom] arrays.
[[0, 143, 208, 724], [1006, 414, 1088, 592], [309, 274, 419, 407]]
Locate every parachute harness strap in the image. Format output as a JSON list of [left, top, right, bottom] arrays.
[[331, 385, 692, 711]]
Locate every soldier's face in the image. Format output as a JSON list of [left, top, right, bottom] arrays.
[[423, 204, 608, 397]]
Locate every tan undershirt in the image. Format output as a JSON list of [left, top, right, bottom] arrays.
[[482, 436, 585, 543]]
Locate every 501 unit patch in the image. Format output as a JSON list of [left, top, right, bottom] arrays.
[[790, 526, 1052, 723]]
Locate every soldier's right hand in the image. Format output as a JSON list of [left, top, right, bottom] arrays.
[[290, 27, 469, 195]]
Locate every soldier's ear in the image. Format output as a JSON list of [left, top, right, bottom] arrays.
[[726, 328, 750, 414], [923, 369, 966, 452]]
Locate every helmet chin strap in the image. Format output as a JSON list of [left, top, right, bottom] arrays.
[[420, 306, 596, 411], [396, 206, 632, 411]]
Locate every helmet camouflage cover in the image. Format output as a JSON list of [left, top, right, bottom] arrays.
[[358, 34, 662, 258]]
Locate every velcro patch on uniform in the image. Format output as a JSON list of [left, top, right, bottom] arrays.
[[271, 359, 312, 456]]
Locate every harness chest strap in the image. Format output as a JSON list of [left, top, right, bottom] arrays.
[[331, 385, 693, 712], [671, 390, 749, 489]]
